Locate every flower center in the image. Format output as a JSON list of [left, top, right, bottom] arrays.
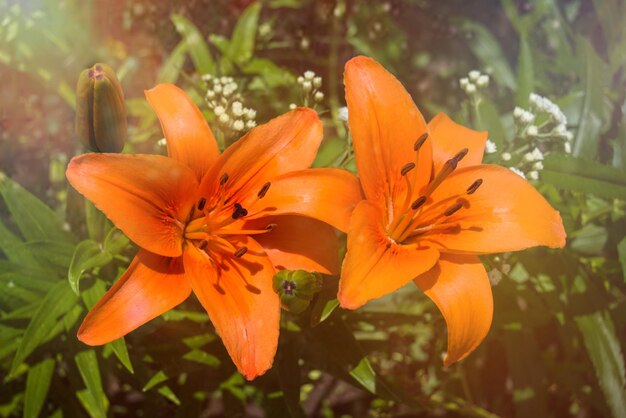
[[182, 172, 276, 289], [387, 134, 483, 244]]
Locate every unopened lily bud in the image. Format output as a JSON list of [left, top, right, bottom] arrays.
[[272, 270, 323, 314], [75, 63, 127, 153]]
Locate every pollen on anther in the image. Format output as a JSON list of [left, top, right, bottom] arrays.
[[219, 173, 229, 185], [454, 148, 469, 162], [197, 197, 206, 211], [414, 133, 428, 151], [234, 246, 248, 258], [257, 182, 271, 198], [198, 240, 208, 250], [411, 195, 427, 210], [466, 179, 483, 195], [400, 162, 416, 176], [444, 202, 464, 216]]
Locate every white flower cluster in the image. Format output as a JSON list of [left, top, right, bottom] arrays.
[[460, 70, 490, 95], [202, 74, 257, 133], [485, 139, 497, 154], [290, 70, 324, 109]]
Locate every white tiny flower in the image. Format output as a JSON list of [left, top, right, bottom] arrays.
[[314, 91, 324, 101], [529, 93, 541, 106], [246, 109, 256, 120], [313, 76, 322, 88], [246, 120, 257, 129], [465, 83, 477, 94], [338, 106, 349, 122], [468, 70, 481, 81], [476, 74, 489, 88], [524, 152, 535, 162], [304, 70, 315, 80], [564, 142, 572, 153], [302, 80, 313, 92], [218, 113, 229, 124], [502, 152, 512, 161], [233, 120, 245, 131], [521, 111, 535, 124], [459, 77, 469, 88], [231, 101, 243, 116], [206, 90, 216, 99], [565, 131, 573, 141], [528, 170, 539, 180], [297, 76, 304, 84], [527, 125, 538, 136], [289, 103, 297, 110], [513, 107, 524, 119], [214, 105, 225, 116], [156, 138, 166, 147], [509, 167, 526, 178], [485, 139, 497, 154], [213, 84, 223, 93], [531, 147, 544, 160], [220, 76, 229, 84], [533, 161, 544, 170], [201, 74, 212, 82]]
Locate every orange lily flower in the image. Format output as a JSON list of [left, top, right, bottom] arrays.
[[67, 84, 361, 379], [338, 57, 566, 365]]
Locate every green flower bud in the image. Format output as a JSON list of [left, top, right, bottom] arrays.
[[272, 270, 323, 314], [75, 63, 127, 153]]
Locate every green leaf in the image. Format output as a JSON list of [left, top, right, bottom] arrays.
[[68, 240, 112, 295], [474, 98, 506, 148], [158, 41, 188, 83], [75, 350, 108, 418], [85, 201, 107, 242], [515, 35, 534, 107], [572, 38, 607, 159], [20, 240, 75, 269], [570, 224, 608, 255], [10, 281, 78, 376], [0, 219, 37, 265], [228, 2, 261, 64], [575, 311, 626, 418], [157, 386, 181, 405], [182, 349, 220, 367], [171, 14, 215, 74], [461, 21, 516, 91], [542, 154, 626, 200], [0, 172, 74, 243], [143, 370, 168, 392], [618, 237, 626, 283], [103, 227, 129, 256], [23, 358, 55, 418]]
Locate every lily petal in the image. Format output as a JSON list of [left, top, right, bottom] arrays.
[[184, 236, 279, 380], [145, 84, 220, 181], [245, 168, 362, 233], [78, 250, 191, 345], [426, 164, 566, 253], [414, 254, 493, 366], [244, 215, 340, 274], [200, 108, 323, 202], [67, 153, 198, 257], [428, 113, 487, 173], [338, 201, 440, 309], [344, 56, 432, 202]]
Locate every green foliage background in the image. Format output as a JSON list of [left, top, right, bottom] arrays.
[[1, 0, 626, 416]]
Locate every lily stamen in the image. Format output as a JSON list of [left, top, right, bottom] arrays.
[[197, 197, 207, 211], [257, 182, 271, 199], [466, 179, 483, 195], [234, 246, 248, 258]]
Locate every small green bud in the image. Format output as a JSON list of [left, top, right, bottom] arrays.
[[75, 63, 127, 153], [272, 270, 323, 314]]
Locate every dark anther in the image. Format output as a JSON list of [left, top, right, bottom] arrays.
[[265, 223, 277, 231], [282, 280, 296, 295], [213, 283, 226, 295], [257, 182, 271, 198], [219, 173, 229, 185], [414, 133, 428, 151], [401, 162, 416, 176], [234, 246, 248, 258], [445, 157, 459, 171], [197, 197, 206, 211], [411, 195, 427, 210], [444, 202, 464, 216], [231, 203, 248, 219], [198, 240, 208, 250], [454, 148, 469, 162], [466, 179, 483, 195]]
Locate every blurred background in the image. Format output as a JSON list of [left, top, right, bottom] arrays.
[[1, 0, 626, 417]]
